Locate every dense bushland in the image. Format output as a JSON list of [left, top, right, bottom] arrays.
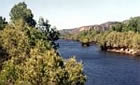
[[62, 16, 140, 52], [0, 2, 86, 85]]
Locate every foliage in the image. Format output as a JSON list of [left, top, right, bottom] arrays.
[[62, 29, 99, 43], [0, 58, 20, 85], [0, 3, 86, 84], [65, 58, 86, 85], [112, 22, 123, 32], [10, 2, 36, 27], [63, 26, 140, 50], [62, 16, 140, 51], [0, 20, 86, 85], [0, 16, 7, 30], [0, 19, 30, 58], [36, 17, 60, 48], [112, 17, 140, 32], [94, 31, 140, 50]]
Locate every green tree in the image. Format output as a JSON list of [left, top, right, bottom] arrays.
[[37, 17, 59, 41], [10, 2, 36, 27], [37, 17, 59, 48], [0, 17, 86, 85], [0, 16, 7, 30], [112, 23, 123, 32], [0, 20, 29, 58]]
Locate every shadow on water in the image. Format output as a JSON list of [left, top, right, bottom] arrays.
[[56, 39, 140, 85]]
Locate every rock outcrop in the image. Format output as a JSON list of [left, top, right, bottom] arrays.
[[103, 47, 140, 56], [59, 21, 119, 35]]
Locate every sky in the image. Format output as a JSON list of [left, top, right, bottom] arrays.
[[0, 0, 140, 29]]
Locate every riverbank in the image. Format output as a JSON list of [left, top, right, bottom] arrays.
[[61, 38, 140, 56], [61, 38, 96, 46], [94, 43, 140, 56], [106, 48, 140, 56]]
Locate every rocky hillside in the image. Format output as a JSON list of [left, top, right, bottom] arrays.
[[59, 21, 119, 35]]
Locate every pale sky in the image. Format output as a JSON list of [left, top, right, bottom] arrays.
[[1, 0, 140, 29]]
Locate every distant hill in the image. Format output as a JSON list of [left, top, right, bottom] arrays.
[[59, 21, 120, 35]]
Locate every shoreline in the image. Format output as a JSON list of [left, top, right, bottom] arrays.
[[60, 38, 140, 56], [106, 48, 140, 56], [100, 45, 140, 56]]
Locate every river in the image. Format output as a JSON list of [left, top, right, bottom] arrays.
[[56, 39, 140, 85]]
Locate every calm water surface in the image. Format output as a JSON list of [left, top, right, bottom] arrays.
[[56, 39, 140, 85]]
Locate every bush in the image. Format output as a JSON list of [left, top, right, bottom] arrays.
[[0, 19, 86, 85]]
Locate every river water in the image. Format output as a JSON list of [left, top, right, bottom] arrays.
[[56, 39, 140, 85]]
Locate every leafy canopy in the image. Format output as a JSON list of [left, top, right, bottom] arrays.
[[0, 2, 86, 85], [10, 2, 36, 27], [0, 16, 7, 30]]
